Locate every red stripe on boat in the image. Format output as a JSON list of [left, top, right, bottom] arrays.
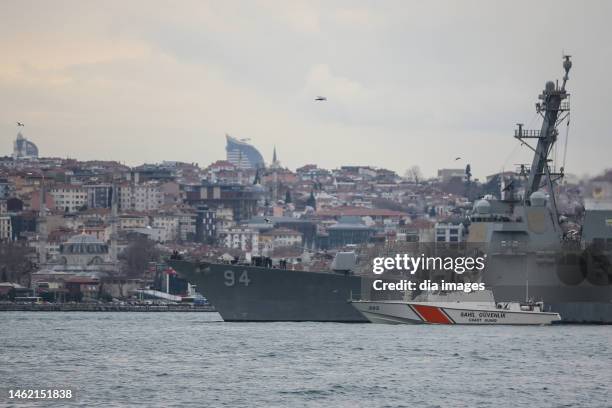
[[412, 305, 453, 324]]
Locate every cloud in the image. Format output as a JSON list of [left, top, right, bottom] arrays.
[[0, 1, 611, 179]]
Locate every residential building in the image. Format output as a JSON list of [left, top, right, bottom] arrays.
[[118, 214, 148, 230], [151, 214, 179, 242], [85, 184, 112, 208], [224, 226, 259, 252], [177, 210, 197, 242], [259, 227, 303, 252], [435, 221, 464, 242], [118, 183, 162, 211], [48, 184, 87, 213], [196, 184, 260, 222], [0, 178, 13, 199], [196, 206, 216, 243], [0, 215, 11, 241]]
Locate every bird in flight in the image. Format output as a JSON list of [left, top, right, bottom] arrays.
[[315, 96, 327, 101], [17, 122, 24, 127], [454, 157, 461, 161]]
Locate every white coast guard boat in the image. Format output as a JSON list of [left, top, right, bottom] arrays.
[[350, 290, 561, 325]]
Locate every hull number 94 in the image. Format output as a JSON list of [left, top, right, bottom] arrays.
[[224, 270, 251, 287]]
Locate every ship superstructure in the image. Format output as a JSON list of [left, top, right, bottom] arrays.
[[468, 57, 612, 322]]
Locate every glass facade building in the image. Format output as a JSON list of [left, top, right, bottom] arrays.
[[225, 134, 265, 169], [13, 133, 39, 159]]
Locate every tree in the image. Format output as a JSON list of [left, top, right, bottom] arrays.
[[465, 164, 473, 200], [285, 189, 292, 204], [119, 237, 161, 277], [404, 166, 423, 184], [0, 241, 36, 284], [306, 191, 316, 209]]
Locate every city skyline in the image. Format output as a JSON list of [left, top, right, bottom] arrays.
[[1, 1, 611, 179]]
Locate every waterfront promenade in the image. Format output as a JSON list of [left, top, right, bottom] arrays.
[[0, 303, 216, 312]]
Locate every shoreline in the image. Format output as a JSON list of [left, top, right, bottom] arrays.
[[0, 303, 216, 312]]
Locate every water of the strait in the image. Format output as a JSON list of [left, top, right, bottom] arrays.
[[1, 312, 610, 407]]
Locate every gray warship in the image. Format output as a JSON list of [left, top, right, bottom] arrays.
[[169, 57, 612, 323], [168, 257, 368, 322], [469, 56, 612, 322]]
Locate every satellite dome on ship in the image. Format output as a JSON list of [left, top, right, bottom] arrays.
[[474, 199, 491, 214]]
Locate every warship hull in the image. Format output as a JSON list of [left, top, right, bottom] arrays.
[[170, 257, 612, 323], [484, 253, 612, 323], [168, 260, 368, 322]]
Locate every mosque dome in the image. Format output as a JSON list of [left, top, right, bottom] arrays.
[[60, 234, 108, 255]]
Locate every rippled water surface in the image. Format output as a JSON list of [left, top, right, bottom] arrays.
[[1, 312, 611, 407]]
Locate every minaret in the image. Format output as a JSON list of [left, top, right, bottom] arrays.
[[271, 146, 279, 202], [271, 146, 280, 168], [109, 180, 118, 263], [37, 177, 48, 265]]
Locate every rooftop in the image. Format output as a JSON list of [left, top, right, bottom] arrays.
[[316, 206, 407, 217]]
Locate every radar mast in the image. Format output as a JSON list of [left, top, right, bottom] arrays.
[[515, 56, 572, 201]]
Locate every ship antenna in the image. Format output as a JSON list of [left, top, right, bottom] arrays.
[[562, 108, 570, 169], [521, 56, 572, 201], [561, 55, 572, 91]]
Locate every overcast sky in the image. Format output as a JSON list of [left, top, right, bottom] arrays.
[[1, 1, 610, 179]]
